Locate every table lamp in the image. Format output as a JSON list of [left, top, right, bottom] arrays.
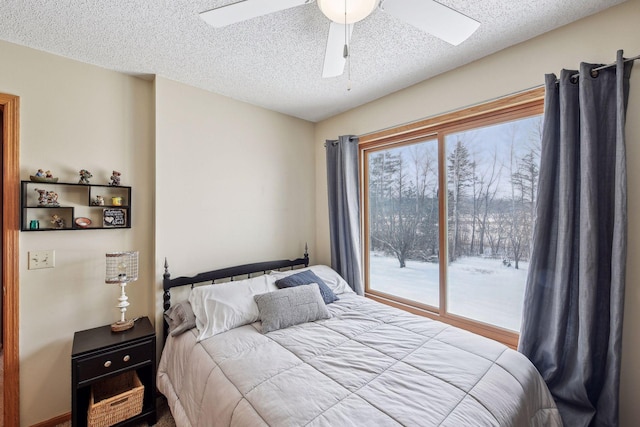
[[105, 251, 139, 332]]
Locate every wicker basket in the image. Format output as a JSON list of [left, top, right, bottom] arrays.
[[87, 371, 144, 427]]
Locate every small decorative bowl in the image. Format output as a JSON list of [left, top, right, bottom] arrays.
[[30, 175, 59, 183], [74, 217, 92, 228]]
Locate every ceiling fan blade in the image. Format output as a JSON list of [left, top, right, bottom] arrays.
[[200, 0, 309, 28], [382, 0, 479, 46], [322, 22, 354, 78]]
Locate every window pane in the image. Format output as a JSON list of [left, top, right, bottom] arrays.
[[445, 116, 542, 331], [367, 138, 440, 308]]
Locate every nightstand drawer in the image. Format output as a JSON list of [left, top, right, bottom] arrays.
[[76, 339, 153, 384]]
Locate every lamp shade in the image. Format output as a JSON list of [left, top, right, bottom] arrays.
[[318, 0, 377, 24], [105, 251, 139, 284]]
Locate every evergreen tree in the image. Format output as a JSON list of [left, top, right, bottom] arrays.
[[447, 138, 474, 261]]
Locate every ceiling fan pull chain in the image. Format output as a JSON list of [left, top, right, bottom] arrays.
[[347, 56, 352, 91], [346, 33, 352, 91], [344, 0, 348, 58], [344, 0, 351, 91]]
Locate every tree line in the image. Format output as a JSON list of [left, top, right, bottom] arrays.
[[368, 127, 540, 270]]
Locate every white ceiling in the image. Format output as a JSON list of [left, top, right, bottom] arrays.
[[0, 0, 627, 122]]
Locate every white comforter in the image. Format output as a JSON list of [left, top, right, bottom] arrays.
[[158, 293, 562, 426]]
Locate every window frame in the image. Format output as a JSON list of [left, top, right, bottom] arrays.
[[359, 87, 545, 348]]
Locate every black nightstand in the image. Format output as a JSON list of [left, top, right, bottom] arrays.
[[71, 317, 157, 426]]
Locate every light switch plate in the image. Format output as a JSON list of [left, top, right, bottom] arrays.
[[28, 250, 55, 270]]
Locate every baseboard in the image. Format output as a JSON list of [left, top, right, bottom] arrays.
[[31, 412, 71, 427]]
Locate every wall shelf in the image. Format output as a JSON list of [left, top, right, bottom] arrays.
[[20, 180, 132, 231]]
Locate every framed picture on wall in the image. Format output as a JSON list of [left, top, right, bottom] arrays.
[[103, 208, 127, 228]]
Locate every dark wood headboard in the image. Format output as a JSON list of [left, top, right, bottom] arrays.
[[162, 247, 309, 339]]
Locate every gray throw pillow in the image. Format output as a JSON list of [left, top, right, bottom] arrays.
[[275, 270, 339, 304], [254, 283, 331, 333], [164, 301, 196, 336]]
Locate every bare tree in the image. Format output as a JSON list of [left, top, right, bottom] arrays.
[[373, 155, 418, 268], [368, 151, 400, 252], [512, 149, 539, 222], [477, 149, 502, 256], [507, 134, 540, 269], [409, 144, 439, 260], [470, 159, 479, 255]]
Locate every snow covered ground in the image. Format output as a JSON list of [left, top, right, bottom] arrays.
[[369, 253, 528, 332]]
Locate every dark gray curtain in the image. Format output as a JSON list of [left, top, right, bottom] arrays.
[[519, 50, 633, 427], [326, 135, 363, 295]]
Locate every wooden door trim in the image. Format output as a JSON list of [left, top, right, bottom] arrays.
[[1, 93, 20, 427]]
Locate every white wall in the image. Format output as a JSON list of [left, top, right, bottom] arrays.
[[154, 77, 316, 343], [0, 40, 155, 425], [314, 0, 640, 424]]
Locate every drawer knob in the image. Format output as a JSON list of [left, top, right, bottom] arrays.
[[104, 360, 112, 368], [123, 355, 130, 362]]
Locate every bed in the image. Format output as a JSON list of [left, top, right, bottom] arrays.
[[157, 252, 562, 426]]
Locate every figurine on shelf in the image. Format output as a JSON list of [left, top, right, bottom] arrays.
[[50, 214, 65, 229], [30, 169, 58, 183], [35, 188, 48, 206], [46, 191, 60, 206], [109, 170, 121, 186], [78, 169, 93, 185], [91, 195, 105, 206]]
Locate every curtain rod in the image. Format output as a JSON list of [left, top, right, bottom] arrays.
[[592, 53, 640, 72], [570, 53, 640, 79], [324, 136, 357, 147]]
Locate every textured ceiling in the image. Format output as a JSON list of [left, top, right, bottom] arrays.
[[0, 0, 627, 122]]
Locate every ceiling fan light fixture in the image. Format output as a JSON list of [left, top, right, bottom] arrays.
[[318, 0, 377, 24]]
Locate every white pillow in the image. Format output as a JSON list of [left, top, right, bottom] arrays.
[[189, 274, 277, 341], [270, 265, 354, 295]]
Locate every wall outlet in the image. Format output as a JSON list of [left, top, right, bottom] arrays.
[[28, 250, 55, 270]]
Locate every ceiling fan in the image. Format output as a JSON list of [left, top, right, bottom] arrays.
[[200, 0, 480, 78]]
